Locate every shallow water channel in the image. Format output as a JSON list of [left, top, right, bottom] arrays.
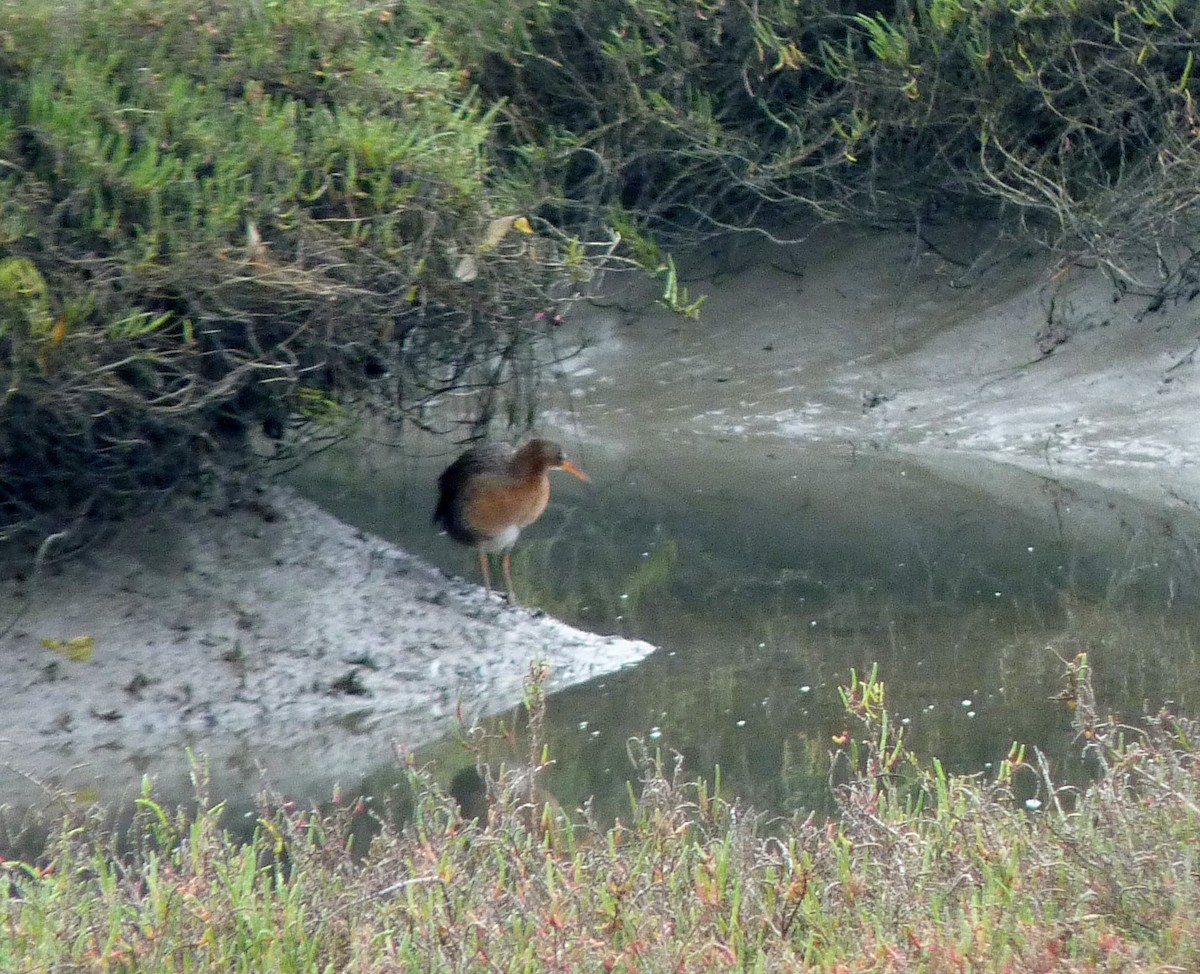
[[293, 427, 1200, 822]]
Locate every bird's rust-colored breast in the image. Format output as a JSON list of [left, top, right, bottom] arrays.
[[463, 473, 551, 539]]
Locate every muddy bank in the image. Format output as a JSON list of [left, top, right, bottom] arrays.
[[5, 221, 1198, 812], [0, 484, 654, 808], [554, 224, 1200, 511]]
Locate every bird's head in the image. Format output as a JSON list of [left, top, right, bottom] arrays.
[[522, 438, 589, 481]]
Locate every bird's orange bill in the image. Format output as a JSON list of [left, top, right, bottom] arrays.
[[559, 459, 589, 481]]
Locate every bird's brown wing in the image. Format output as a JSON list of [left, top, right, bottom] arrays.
[[433, 444, 514, 545]]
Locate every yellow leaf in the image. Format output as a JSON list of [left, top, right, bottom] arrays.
[[41, 635, 96, 662], [479, 215, 518, 252]]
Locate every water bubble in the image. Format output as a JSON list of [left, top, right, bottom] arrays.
[[590, 730, 601, 738], [649, 727, 662, 741], [967, 711, 976, 718], [800, 685, 811, 694], [961, 699, 972, 708], [735, 720, 746, 728], [577, 720, 589, 731], [1026, 546, 1034, 553], [900, 717, 911, 726], [1025, 798, 1042, 811]]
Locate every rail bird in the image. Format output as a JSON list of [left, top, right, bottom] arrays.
[[433, 438, 588, 602]]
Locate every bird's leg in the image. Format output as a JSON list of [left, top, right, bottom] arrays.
[[502, 550, 518, 605], [478, 550, 493, 593]]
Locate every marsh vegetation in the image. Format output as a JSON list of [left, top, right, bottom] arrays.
[[3, 661, 1199, 972], [3, 0, 1198, 551]]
